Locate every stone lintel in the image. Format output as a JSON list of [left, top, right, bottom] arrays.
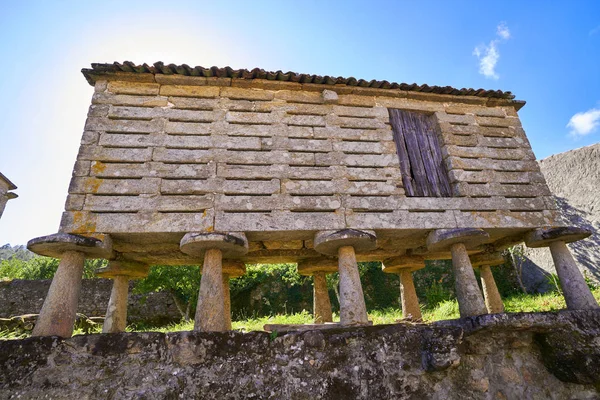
[[470, 252, 505, 268], [525, 227, 592, 248], [27, 233, 113, 259], [297, 258, 338, 276], [180, 232, 248, 258], [96, 260, 149, 279], [382, 255, 425, 274], [221, 260, 246, 278], [426, 228, 489, 252], [314, 229, 377, 257]]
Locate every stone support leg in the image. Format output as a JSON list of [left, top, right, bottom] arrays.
[[223, 273, 232, 330], [338, 246, 368, 324], [479, 265, 505, 314], [549, 241, 600, 310], [194, 249, 227, 331], [313, 271, 333, 323], [102, 275, 130, 333], [450, 243, 487, 317], [32, 251, 85, 338], [399, 270, 422, 320]]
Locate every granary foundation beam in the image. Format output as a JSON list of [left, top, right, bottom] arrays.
[[526, 227, 599, 310], [27, 233, 113, 338], [479, 265, 505, 314], [180, 232, 248, 332], [314, 230, 377, 325], [427, 229, 489, 317]]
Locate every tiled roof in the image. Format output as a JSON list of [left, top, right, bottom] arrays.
[[0, 172, 16, 190], [82, 62, 516, 100]]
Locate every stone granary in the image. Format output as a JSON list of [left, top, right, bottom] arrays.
[[0, 172, 17, 220], [27, 62, 599, 337]]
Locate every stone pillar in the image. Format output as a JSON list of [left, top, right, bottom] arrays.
[[32, 251, 85, 337], [223, 273, 232, 330], [195, 248, 227, 331], [479, 265, 505, 314], [180, 232, 248, 332], [427, 229, 490, 318], [338, 246, 369, 324], [28, 233, 112, 338], [451, 243, 488, 317], [313, 271, 333, 323], [549, 241, 599, 310], [399, 270, 422, 320], [525, 227, 599, 311], [103, 275, 129, 333], [314, 229, 376, 326]]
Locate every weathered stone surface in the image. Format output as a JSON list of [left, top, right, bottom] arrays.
[[1, 311, 599, 399], [0, 279, 180, 324]]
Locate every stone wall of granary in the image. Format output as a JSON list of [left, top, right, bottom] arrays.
[[57, 73, 558, 265], [0, 279, 179, 324], [1, 310, 599, 399]]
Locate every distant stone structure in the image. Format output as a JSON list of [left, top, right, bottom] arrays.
[[0, 172, 17, 220], [26, 62, 599, 337]]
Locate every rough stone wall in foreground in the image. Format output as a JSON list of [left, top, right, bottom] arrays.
[[0, 279, 179, 324], [1, 311, 599, 399], [523, 143, 600, 290]]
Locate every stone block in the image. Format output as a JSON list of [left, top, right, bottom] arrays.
[[313, 126, 393, 141], [154, 75, 209, 86], [84, 117, 163, 134], [78, 146, 153, 162], [326, 115, 387, 130], [69, 177, 160, 195], [92, 93, 169, 107], [232, 79, 302, 91], [337, 94, 376, 107], [284, 114, 326, 127], [159, 85, 220, 98], [165, 121, 212, 135], [215, 210, 345, 232], [445, 157, 540, 172], [226, 111, 276, 125], [65, 194, 85, 211], [167, 97, 216, 110], [444, 145, 532, 161], [107, 81, 159, 96], [476, 116, 521, 128], [221, 87, 274, 101], [274, 90, 323, 104], [152, 148, 212, 163], [435, 112, 477, 125], [322, 89, 338, 104], [160, 178, 280, 195], [73, 161, 91, 176]]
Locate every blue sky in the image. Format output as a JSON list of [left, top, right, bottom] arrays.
[[0, 1, 599, 245]]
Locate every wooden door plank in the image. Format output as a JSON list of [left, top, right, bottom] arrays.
[[389, 109, 416, 196]]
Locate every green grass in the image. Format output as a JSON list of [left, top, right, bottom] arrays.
[[2, 288, 599, 340]]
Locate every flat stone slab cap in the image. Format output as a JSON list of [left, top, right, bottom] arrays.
[[314, 229, 377, 256], [470, 252, 505, 268], [221, 260, 246, 278], [525, 226, 592, 248], [263, 321, 372, 333], [96, 260, 150, 279], [297, 258, 338, 276], [27, 233, 113, 259], [382, 255, 426, 273], [180, 232, 248, 258], [427, 228, 490, 252]]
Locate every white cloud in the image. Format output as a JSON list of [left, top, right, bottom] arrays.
[[497, 23, 511, 40], [473, 41, 500, 80], [473, 23, 511, 80], [567, 108, 600, 136]]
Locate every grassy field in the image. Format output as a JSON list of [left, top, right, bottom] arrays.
[[2, 288, 599, 340]]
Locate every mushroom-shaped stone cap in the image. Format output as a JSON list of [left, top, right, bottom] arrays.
[[427, 228, 489, 252], [297, 258, 338, 276], [382, 255, 425, 273], [180, 232, 248, 258], [96, 260, 150, 279], [27, 233, 113, 259], [525, 226, 592, 248], [314, 229, 377, 257], [221, 260, 246, 278], [469, 252, 505, 268]]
